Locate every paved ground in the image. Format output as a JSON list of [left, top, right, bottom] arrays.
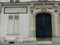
[[0, 43, 47, 45], [0, 43, 60, 45], [0, 42, 60, 45]]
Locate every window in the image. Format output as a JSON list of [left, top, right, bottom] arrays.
[[9, 15, 13, 19], [10, 0, 14, 3], [14, 15, 19, 19], [38, 0, 48, 1], [15, 0, 19, 3], [59, 13, 60, 21], [10, 0, 19, 3], [7, 15, 20, 35]]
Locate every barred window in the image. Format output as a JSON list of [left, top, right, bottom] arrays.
[[10, 0, 14, 3], [9, 15, 13, 19], [59, 13, 60, 20], [15, 0, 19, 3], [14, 15, 19, 19], [38, 0, 48, 1]]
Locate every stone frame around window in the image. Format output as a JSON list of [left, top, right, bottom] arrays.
[[29, 7, 58, 42]]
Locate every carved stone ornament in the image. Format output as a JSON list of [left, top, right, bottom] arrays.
[[41, 7, 47, 12], [31, 9, 33, 14]]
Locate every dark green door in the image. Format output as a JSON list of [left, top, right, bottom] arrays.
[[36, 13, 52, 39]]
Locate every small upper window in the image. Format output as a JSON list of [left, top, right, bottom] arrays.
[[9, 15, 13, 19], [15, 0, 19, 3], [38, 0, 48, 1], [10, 0, 14, 3], [14, 15, 19, 19], [59, 13, 60, 20]]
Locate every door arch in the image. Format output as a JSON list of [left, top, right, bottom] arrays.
[[36, 13, 52, 41]]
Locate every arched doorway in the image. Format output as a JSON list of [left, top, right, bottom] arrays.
[[36, 13, 52, 41]]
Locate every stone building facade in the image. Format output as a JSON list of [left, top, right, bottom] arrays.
[[0, 1, 60, 44]]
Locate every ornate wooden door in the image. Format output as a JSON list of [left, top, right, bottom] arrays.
[[36, 13, 52, 41]]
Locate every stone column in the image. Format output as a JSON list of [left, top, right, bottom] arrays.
[[29, 5, 36, 38]]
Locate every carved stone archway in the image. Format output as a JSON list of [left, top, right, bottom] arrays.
[[29, 8, 58, 42]]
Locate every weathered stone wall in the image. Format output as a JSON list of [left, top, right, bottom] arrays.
[[0, 2, 60, 43]]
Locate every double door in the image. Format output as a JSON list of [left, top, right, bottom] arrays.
[[36, 13, 52, 41]]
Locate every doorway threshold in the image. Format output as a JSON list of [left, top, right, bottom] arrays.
[[37, 41, 52, 44]]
